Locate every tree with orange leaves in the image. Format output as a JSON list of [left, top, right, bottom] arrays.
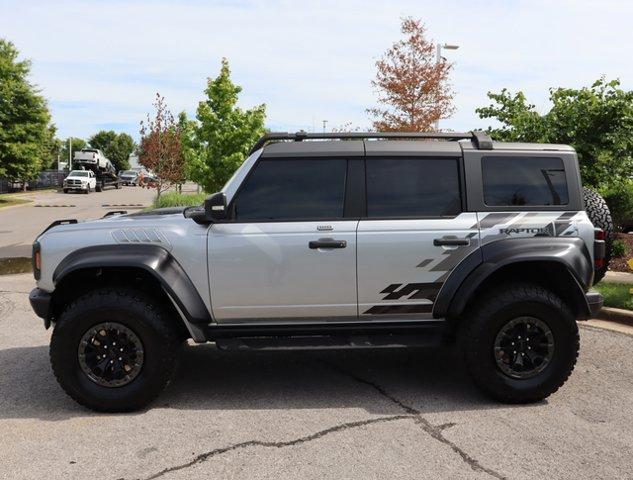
[[139, 93, 185, 199], [368, 18, 455, 132]]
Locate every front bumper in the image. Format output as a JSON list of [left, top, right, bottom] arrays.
[[29, 288, 52, 328], [586, 290, 604, 317]]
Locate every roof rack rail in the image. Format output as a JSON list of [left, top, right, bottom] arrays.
[[249, 130, 493, 154]]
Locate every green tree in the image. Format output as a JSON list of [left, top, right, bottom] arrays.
[[188, 58, 266, 193], [0, 39, 55, 184], [88, 130, 135, 171], [476, 78, 633, 188]]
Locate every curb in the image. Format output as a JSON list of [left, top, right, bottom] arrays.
[[593, 306, 633, 327]]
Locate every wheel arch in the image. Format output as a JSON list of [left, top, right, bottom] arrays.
[[435, 237, 594, 323], [51, 244, 211, 341]]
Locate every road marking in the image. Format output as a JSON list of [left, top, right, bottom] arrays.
[[102, 204, 145, 207], [34, 204, 76, 207]]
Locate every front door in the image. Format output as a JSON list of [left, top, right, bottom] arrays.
[[357, 157, 479, 318], [208, 157, 358, 322]]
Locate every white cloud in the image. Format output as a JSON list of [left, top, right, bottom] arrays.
[[1, 0, 632, 139]]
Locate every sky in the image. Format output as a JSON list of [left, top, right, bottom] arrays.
[[1, 0, 632, 141]]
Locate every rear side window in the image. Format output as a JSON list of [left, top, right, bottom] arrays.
[[366, 158, 461, 217], [233, 158, 347, 220], [482, 156, 568, 206]]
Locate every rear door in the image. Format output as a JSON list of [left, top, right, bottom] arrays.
[[357, 156, 479, 318], [208, 157, 359, 323]]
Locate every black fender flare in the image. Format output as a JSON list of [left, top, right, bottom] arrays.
[[53, 244, 212, 327], [433, 237, 594, 319]]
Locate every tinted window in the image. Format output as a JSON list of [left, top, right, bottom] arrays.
[[234, 158, 347, 220], [482, 157, 568, 206], [366, 158, 461, 217]]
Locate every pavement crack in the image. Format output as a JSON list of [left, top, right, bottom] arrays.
[[321, 360, 508, 480], [138, 414, 413, 480], [436, 422, 457, 431]]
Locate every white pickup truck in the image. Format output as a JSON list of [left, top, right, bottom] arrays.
[[73, 149, 113, 171], [62, 170, 97, 194]]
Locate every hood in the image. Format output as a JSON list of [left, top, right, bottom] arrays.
[[38, 207, 190, 237]]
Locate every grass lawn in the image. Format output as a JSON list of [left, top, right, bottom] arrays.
[[153, 191, 206, 209], [0, 194, 32, 209], [594, 282, 633, 310]]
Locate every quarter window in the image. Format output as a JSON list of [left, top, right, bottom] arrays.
[[366, 158, 461, 217], [482, 156, 568, 206], [233, 158, 347, 220]]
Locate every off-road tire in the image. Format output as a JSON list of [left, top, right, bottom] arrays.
[[50, 288, 181, 412], [95, 181, 103, 192], [459, 282, 579, 403], [63, 188, 68, 194], [582, 187, 613, 283]]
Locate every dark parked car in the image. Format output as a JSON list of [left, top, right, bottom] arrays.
[[118, 170, 139, 186]]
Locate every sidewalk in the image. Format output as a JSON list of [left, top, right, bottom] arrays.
[[604, 270, 633, 284]]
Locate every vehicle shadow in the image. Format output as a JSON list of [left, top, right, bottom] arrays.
[[0, 343, 521, 421]]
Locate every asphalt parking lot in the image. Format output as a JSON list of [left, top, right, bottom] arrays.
[[1, 273, 633, 480], [0, 184, 196, 259]]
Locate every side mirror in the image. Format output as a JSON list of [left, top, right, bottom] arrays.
[[185, 192, 228, 225], [205, 192, 227, 221]]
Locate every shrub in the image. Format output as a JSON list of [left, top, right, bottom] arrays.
[[612, 239, 627, 258], [598, 180, 633, 231], [153, 192, 206, 209]]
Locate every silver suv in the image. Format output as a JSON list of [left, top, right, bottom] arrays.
[[29, 131, 606, 412]]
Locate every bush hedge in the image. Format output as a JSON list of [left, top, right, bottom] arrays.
[[599, 180, 633, 231]]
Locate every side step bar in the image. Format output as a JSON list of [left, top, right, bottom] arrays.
[[204, 320, 448, 350], [215, 334, 444, 351]]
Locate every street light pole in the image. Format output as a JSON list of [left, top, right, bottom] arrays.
[[434, 43, 459, 131], [68, 137, 72, 171]]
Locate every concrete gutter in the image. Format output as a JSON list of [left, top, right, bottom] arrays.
[[593, 306, 633, 327]]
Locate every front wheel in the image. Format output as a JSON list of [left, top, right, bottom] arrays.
[[458, 283, 579, 403], [50, 288, 181, 412]]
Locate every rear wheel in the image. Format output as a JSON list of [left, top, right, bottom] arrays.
[[50, 288, 181, 412], [459, 283, 579, 403]]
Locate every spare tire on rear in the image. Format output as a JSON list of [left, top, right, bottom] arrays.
[[582, 187, 613, 283]]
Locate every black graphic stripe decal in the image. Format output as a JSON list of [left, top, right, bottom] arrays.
[[416, 259, 433, 268], [477, 213, 521, 229], [363, 304, 433, 315], [379, 283, 442, 301]]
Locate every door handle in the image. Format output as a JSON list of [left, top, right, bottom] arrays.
[[433, 237, 470, 247], [309, 239, 347, 249]]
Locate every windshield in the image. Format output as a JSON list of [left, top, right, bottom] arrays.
[[122, 170, 136, 175], [69, 171, 89, 177], [221, 150, 262, 203]]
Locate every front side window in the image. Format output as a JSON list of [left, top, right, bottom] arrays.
[[366, 158, 461, 217], [233, 158, 347, 220], [482, 156, 568, 206]]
